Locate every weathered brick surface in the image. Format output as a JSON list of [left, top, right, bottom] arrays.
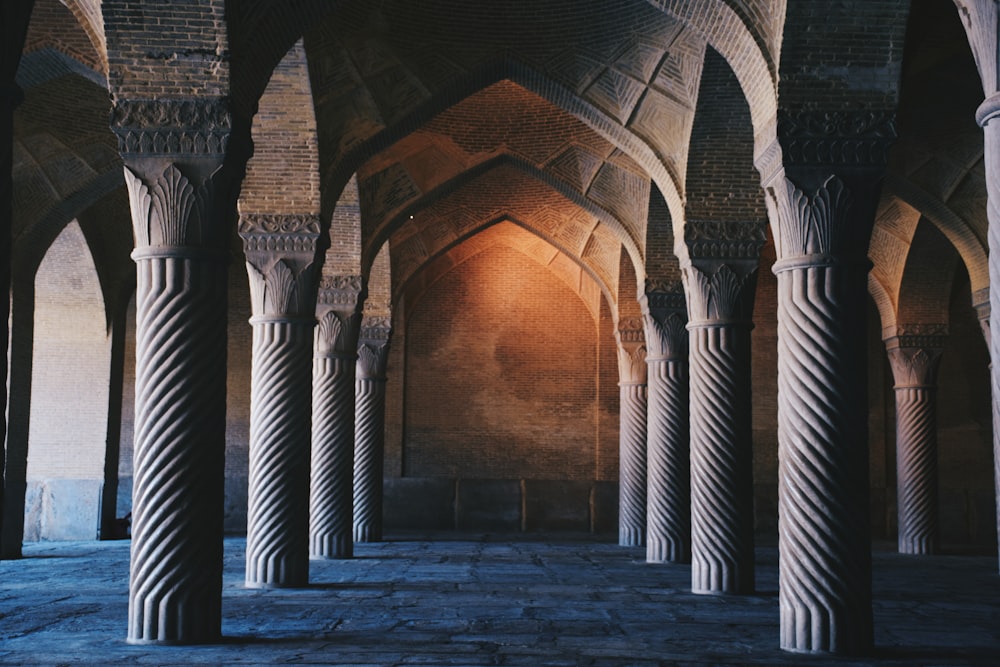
[[402, 242, 613, 482], [104, 0, 229, 98]]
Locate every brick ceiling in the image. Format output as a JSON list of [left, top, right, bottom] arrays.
[[10, 0, 989, 329]]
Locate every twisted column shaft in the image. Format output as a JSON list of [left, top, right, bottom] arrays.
[[245, 319, 314, 586], [776, 261, 872, 654], [310, 353, 356, 557], [682, 261, 758, 595], [240, 214, 321, 585], [310, 280, 364, 559], [980, 107, 1000, 572], [352, 320, 391, 543], [895, 386, 938, 554], [354, 376, 387, 542], [886, 340, 944, 556], [689, 322, 754, 593], [618, 382, 648, 546], [128, 253, 228, 643], [645, 356, 690, 563], [119, 141, 237, 643]]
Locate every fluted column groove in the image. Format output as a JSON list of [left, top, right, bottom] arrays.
[[886, 337, 944, 556], [354, 376, 387, 542], [310, 354, 356, 557], [240, 213, 321, 585], [310, 278, 364, 559], [245, 318, 314, 586], [117, 109, 242, 641], [775, 261, 872, 654], [688, 322, 754, 593], [128, 253, 228, 644], [619, 382, 648, 546], [977, 93, 1000, 572], [645, 356, 690, 562], [895, 386, 938, 554]]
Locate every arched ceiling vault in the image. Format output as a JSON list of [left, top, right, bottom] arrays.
[[398, 221, 607, 324], [879, 0, 988, 299], [303, 0, 708, 240], [381, 164, 621, 311]]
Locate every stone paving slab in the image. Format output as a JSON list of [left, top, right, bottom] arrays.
[[0, 534, 997, 665]]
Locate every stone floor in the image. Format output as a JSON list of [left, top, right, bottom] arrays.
[[0, 533, 998, 666]]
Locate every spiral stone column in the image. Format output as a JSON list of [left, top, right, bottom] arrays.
[[310, 277, 363, 558], [642, 282, 690, 563], [885, 329, 946, 555], [765, 108, 895, 654], [354, 317, 392, 543], [958, 0, 1000, 573], [114, 98, 238, 643], [683, 247, 760, 595], [616, 320, 647, 547], [240, 214, 321, 587]]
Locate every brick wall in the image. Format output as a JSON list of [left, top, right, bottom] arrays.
[[401, 242, 612, 481], [103, 0, 229, 98]]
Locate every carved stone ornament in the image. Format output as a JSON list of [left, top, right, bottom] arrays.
[[644, 310, 688, 360], [645, 279, 686, 310], [773, 174, 852, 259], [616, 321, 647, 384], [125, 163, 218, 252], [316, 310, 362, 357], [684, 219, 767, 260], [887, 324, 949, 352], [317, 275, 365, 309], [683, 264, 758, 324], [111, 98, 231, 155], [887, 346, 945, 388], [360, 316, 393, 342], [776, 109, 897, 167], [239, 214, 322, 318]]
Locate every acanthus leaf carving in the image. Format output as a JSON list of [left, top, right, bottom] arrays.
[[775, 174, 852, 258], [318, 311, 344, 351], [886, 345, 944, 388], [265, 260, 297, 316], [357, 341, 390, 380], [246, 263, 267, 315], [644, 310, 688, 360], [123, 166, 152, 248], [150, 164, 195, 247], [684, 263, 757, 323]]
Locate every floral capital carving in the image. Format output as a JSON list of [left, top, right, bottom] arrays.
[[111, 98, 231, 155], [683, 263, 758, 324]]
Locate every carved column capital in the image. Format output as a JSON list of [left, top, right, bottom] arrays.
[[643, 281, 688, 361], [239, 213, 322, 320], [768, 109, 896, 268], [111, 97, 231, 157], [357, 316, 392, 381], [682, 262, 758, 326], [616, 319, 647, 385], [115, 98, 245, 256], [885, 326, 947, 388], [684, 219, 767, 262], [315, 275, 364, 358]]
